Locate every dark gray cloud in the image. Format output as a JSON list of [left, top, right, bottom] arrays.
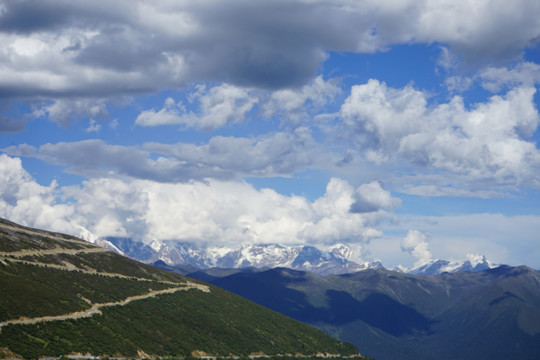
[[0, 0, 131, 34], [74, 26, 169, 72], [0, 1, 74, 33], [0, 115, 26, 133], [1, 0, 538, 101], [0, 100, 28, 133], [177, 1, 361, 88]]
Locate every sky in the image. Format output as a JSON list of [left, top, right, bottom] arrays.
[[1, 0, 540, 270]]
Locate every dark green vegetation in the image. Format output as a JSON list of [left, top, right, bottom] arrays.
[[0, 261, 173, 321], [186, 266, 540, 360], [0, 218, 363, 359], [0, 288, 358, 359]]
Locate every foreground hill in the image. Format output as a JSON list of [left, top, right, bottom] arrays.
[[0, 218, 362, 359], [187, 266, 540, 360]]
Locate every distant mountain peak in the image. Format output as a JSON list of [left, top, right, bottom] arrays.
[[465, 253, 493, 268], [407, 254, 497, 275], [328, 243, 353, 260], [79, 227, 125, 255]]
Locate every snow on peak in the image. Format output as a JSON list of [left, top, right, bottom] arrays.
[[78, 227, 125, 255], [78, 226, 98, 244], [408, 254, 497, 275], [105, 237, 500, 277], [237, 243, 297, 268], [150, 239, 166, 252], [328, 243, 352, 259], [466, 253, 491, 267]]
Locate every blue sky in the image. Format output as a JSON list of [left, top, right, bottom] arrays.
[[1, 0, 540, 269]]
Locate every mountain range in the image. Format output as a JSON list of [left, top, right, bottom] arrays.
[[183, 265, 540, 360], [99, 236, 496, 275], [0, 218, 362, 359]]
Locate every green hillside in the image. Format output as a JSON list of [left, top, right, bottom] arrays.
[[0, 218, 364, 359]]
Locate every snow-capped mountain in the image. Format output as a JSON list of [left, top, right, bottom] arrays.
[[406, 254, 496, 275], [78, 227, 126, 255], [99, 236, 496, 276], [104, 238, 373, 275]]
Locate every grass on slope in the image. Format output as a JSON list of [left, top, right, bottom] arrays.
[[0, 286, 359, 358], [0, 217, 363, 359], [0, 219, 93, 252], [0, 261, 176, 322]]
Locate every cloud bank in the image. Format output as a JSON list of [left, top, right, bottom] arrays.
[[1, 0, 538, 101], [0, 154, 394, 257], [5, 78, 539, 196]]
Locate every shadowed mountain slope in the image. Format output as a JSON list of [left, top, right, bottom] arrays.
[[192, 266, 540, 360]]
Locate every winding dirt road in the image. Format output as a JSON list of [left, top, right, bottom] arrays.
[[0, 245, 210, 330], [0, 247, 108, 258], [0, 282, 209, 328]]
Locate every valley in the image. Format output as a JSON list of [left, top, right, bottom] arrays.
[[184, 265, 540, 360]]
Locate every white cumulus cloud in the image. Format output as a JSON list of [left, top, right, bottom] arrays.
[[479, 62, 540, 92], [351, 181, 402, 213], [340, 79, 540, 192], [262, 76, 342, 123], [401, 229, 432, 267], [0, 154, 397, 255], [33, 98, 109, 127], [0, 154, 76, 234], [136, 84, 257, 131]]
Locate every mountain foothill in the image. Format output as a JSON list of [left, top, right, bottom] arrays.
[[0, 217, 363, 359]]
